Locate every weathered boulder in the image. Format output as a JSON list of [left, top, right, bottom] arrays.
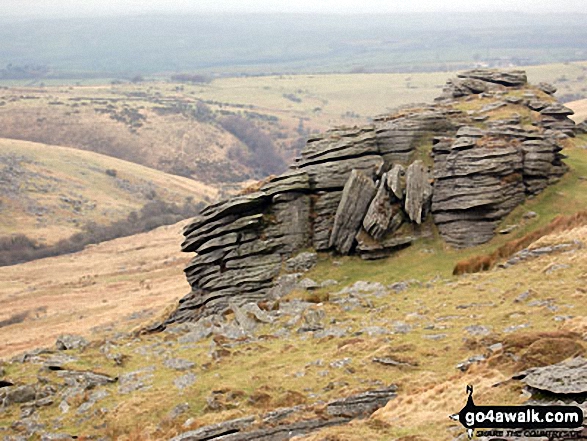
[[55, 335, 88, 351], [537, 82, 557, 95], [363, 173, 397, 240], [520, 357, 587, 395], [432, 136, 525, 248], [458, 69, 527, 86], [404, 160, 432, 224], [329, 170, 377, 254]]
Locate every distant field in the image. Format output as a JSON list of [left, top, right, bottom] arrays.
[[0, 138, 217, 244], [567, 98, 587, 123], [0, 61, 584, 194], [0, 220, 191, 358]]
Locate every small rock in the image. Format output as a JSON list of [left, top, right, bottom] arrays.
[[523, 211, 537, 219], [300, 309, 325, 331], [464, 325, 491, 336], [456, 355, 486, 372], [389, 282, 409, 293], [320, 279, 339, 288], [41, 434, 75, 441], [4, 385, 37, 405], [55, 335, 88, 351], [498, 224, 518, 234], [269, 273, 302, 299], [373, 357, 413, 367], [514, 290, 531, 303], [177, 322, 213, 344], [168, 403, 189, 419], [503, 323, 530, 333], [423, 334, 447, 341], [544, 263, 570, 274], [488, 343, 503, 352], [330, 358, 352, 368], [58, 400, 70, 414], [298, 278, 319, 290], [285, 252, 318, 273]]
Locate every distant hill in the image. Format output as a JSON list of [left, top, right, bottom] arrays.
[[0, 138, 217, 245], [0, 13, 586, 76]]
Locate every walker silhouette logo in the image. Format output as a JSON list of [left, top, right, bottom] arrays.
[[449, 385, 584, 439]]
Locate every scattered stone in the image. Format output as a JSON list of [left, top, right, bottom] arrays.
[[170, 416, 256, 441], [464, 325, 491, 336], [320, 279, 339, 288], [326, 385, 397, 418], [514, 290, 532, 303], [3, 385, 36, 405], [57, 370, 116, 389], [488, 343, 503, 353], [40, 434, 75, 441], [523, 211, 537, 219], [298, 278, 319, 290], [177, 322, 213, 344], [499, 224, 518, 234], [389, 281, 409, 293], [503, 323, 530, 333], [118, 368, 154, 394], [55, 335, 88, 351], [300, 309, 325, 332], [456, 355, 486, 372], [372, 357, 413, 367], [168, 403, 190, 420], [423, 334, 447, 341], [330, 358, 352, 369], [285, 252, 318, 273]]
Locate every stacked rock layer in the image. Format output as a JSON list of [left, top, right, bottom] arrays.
[[163, 69, 575, 326]]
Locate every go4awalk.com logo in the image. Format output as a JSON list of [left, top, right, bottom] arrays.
[[450, 385, 584, 439]]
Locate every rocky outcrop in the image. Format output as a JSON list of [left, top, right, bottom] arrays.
[[171, 385, 397, 441], [519, 357, 587, 395], [160, 69, 574, 326]]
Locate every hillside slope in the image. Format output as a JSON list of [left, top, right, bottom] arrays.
[[0, 138, 217, 244], [1, 142, 586, 439]]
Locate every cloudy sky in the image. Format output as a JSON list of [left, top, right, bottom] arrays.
[[5, 0, 586, 17]]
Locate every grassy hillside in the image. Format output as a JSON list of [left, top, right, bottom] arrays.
[[0, 138, 217, 245], [0, 130, 586, 440]]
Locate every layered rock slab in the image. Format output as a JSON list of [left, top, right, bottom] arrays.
[[160, 68, 573, 326]]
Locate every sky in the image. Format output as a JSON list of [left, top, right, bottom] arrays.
[[5, 0, 587, 18]]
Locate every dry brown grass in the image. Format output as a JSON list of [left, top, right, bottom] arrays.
[[0, 220, 192, 358], [453, 210, 587, 275]]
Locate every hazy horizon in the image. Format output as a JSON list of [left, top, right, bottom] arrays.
[[6, 0, 587, 18]]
